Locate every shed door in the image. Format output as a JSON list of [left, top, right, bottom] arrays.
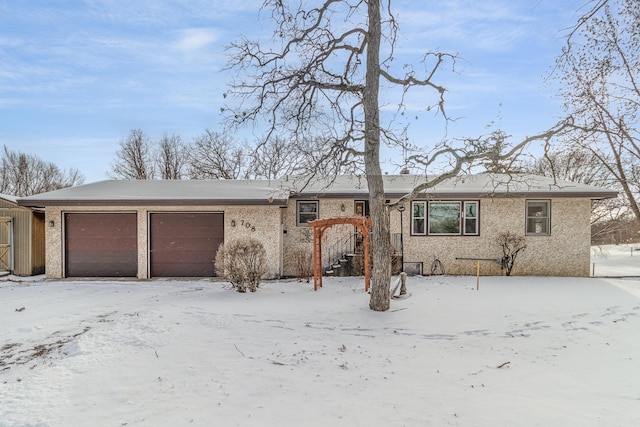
[[65, 213, 137, 277], [0, 217, 13, 272], [149, 213, 224, 277]]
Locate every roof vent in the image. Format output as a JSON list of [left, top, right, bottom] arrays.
[[400, 168, 410, 175]]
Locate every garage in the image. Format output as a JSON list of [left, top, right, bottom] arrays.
[[64, 213, 138, 277], [149, 212, 224, 277]]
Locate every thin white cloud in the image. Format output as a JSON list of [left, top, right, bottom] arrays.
[[171, 28, 221, 53], [395, 0, 535, 53]]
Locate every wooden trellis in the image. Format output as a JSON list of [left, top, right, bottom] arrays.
[[308, 216, 372, 291]]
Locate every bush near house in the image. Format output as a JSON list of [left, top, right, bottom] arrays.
[[497, 232, 527, 276], [215, 238, 267, 292], [292, 251, 313, 283]]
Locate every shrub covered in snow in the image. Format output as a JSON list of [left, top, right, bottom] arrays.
[[215, 238, 267, 292]]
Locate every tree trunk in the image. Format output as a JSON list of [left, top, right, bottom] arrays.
[[365, 0, 391, 312]]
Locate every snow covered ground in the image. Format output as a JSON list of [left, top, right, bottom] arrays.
[[1, 245, 639, 427]]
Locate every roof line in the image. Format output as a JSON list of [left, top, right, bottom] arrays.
[[17, 199, 289, 208], [292, 191, 618, 200]]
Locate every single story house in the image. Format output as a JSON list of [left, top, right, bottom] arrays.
[[0, 193, 46, 276], [17, 173, 616, 279]]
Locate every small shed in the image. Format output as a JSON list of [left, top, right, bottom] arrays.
[[0, 194, 45, 276]]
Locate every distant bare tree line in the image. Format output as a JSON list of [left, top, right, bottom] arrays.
[[0, 145, 84, 197], [109, 128, 359, 180]]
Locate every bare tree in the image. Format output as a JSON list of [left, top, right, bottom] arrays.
[[248, 136, 302, 179], [225, 1, 568, 311], [556, 0, 640, 221], [188, 130, 247, 179], [0, 145, 84, 197], [248, 135, 361, 179], [525, 148, 611, 186], [110, 129, 155, 180], [156, 133, 188, 179]]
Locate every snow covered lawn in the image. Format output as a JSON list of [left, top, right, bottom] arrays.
[[1, 246, 639, 426]]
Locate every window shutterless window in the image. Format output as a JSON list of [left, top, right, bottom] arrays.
[[411, 200, 480, 236], [428, 202, 461, 235], [463, 201, 479, 235], [297, 200, 319, 226], [526, 200, 550, 235], [411, 201, 426, 235]]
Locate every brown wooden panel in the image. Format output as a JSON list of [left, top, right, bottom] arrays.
[[65, 213, 137, 277], [150, 213, 224, 277]]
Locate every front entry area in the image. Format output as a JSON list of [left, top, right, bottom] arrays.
[[149, 212, 224, 277]]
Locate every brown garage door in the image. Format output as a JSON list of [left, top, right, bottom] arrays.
[[65, 213, 137, 277], [149, 213, 224, 277]]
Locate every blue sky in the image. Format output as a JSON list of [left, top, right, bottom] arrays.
[[0, 0, 587, 183]]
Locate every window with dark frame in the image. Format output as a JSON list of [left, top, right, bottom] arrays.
[[411, 201, 426, 235], [463, 201, 479, 235], [297, 200, 319, 226], [410, 200, 480, 236], [428, 202, 461, 235], [526, 200, 550, 235]]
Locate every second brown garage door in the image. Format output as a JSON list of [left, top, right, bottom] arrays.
[[149, 212, 224, 277]]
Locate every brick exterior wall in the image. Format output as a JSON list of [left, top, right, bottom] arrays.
[[45, 205, 283, 279], [396, 198, 591, 277], [43, 197, 592, 279]]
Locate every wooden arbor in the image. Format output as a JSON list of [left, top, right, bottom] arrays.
[[308, 216, 372, 291]]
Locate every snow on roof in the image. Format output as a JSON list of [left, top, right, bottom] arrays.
[[290, 173, 618, 199], [17, 174, 617, 208], [17, 179, 292, 207], [0, 193, 18, 205]]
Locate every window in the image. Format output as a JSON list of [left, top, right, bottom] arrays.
[[411, 200, 480, 236], [428, 202, 461, 235], [411, 201, 426, 235], [297, 201, 318, 226], [354, 200, 369, 216], [526, 200, 550, 235], [463, 201, 479, 235]]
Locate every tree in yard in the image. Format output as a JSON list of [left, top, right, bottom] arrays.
[[555, 0, 640, 222], [225, 1, 570, 311], [248, 136, 296, 180], [110, 129, 155, 180], [248, 135, 360, 179], [524, 147, 611, 186], [188, 129, 248, 180], [0, 145, 84, 197], [156, 133, 189, 179]]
